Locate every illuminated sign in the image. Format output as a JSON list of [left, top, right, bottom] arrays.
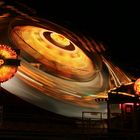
[[0, 44, 20, 83]]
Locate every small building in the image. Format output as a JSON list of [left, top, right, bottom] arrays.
[[107, 82, 140, 131]]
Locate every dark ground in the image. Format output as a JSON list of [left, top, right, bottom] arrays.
[[1, 88, 140, 140]]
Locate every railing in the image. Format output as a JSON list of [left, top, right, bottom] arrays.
[[81, 111, 108, 134]]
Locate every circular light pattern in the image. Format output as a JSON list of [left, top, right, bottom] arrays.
[[0, 44, 18, 83], [44, 32, 75, 51], [50, 32, 70, 47], [134, 78, 140, 96]]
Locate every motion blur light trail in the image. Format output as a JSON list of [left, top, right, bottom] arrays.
[[0, 12, 132, 117], [11, 25, 95, 81], [7, 17, 109, 109]]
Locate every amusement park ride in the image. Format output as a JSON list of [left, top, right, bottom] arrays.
[[0, 1, 140, 132]]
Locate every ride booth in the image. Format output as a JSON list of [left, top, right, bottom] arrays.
[[107, 80, 140, 132]]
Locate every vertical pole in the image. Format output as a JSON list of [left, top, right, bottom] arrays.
[[133, 100, 137, 131], [82, 112, 85, 133], [0, 83, 3, 125], [107, 98, 110, 132], [120, 103, 124, 129]]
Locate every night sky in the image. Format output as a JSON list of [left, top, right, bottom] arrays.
[[4, 0, 140, 78]]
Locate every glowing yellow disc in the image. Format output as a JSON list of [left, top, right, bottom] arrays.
[[50, 32, 70, 47]]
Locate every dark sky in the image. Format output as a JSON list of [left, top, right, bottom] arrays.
[[4, 0, 140, 77]]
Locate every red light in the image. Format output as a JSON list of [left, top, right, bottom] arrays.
[[119, 103, 134, 111]]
